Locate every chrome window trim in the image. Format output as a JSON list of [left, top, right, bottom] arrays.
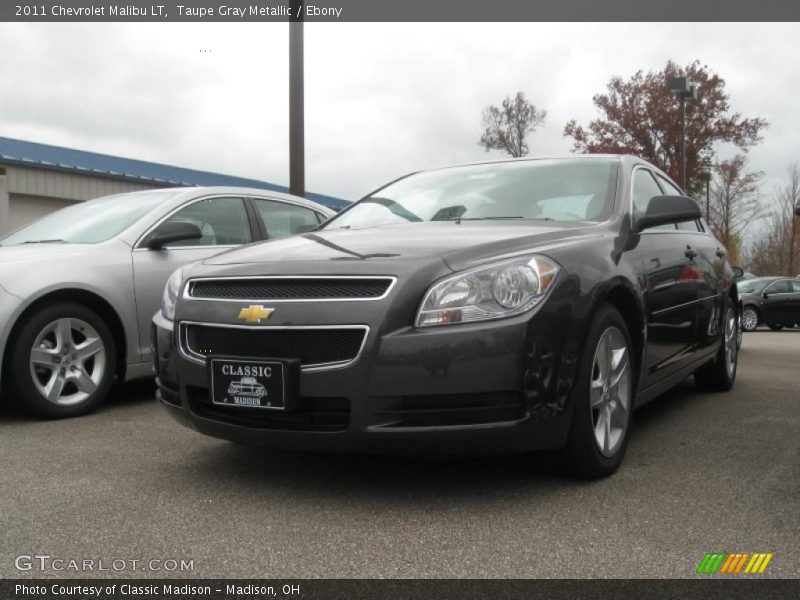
[[183, 275, 398, 303], [177, 321, 370, 372]]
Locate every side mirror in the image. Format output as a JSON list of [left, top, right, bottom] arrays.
[[635, 195, 702, 233], [145, 221, 203, 250], [731, 266, 745, 280], [762, 292, 769, 299]]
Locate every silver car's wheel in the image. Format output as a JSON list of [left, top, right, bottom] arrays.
[[741, 306, 758, 331], [590, 325, 632, 458], [29, 318, 107, 407]]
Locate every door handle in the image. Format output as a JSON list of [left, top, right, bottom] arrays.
[[716, 247, 726, 258], [685, 246, 698, 259]]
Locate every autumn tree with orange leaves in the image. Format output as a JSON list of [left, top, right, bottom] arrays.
[[564, 61, 768, 196]]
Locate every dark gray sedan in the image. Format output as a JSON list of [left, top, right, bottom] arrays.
[[738, 277, 800, 331], [154, 156, 739, 479]]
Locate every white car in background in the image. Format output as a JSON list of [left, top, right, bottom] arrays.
[[0, 187, 334, 418]]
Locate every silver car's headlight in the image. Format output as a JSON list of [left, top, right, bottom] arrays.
[[416, 255, 559, 327], [161, 267, 185, 321]]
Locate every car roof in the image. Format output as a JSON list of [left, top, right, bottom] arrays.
[[115, 186, 335, 215], [740, 276, 782, 284]]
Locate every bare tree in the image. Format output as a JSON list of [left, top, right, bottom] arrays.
[[707, 155, 765, 265], [479, 92, 546, 157], [745, 164, 800, 276], [779, 163, 800, 274]]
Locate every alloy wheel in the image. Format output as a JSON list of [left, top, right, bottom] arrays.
[[590, 325, 631, 457], [741, 307, 758, 331], [29, 318, 107, 406], [724, 307, 738, 378]]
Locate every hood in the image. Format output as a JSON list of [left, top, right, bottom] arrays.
[[204, 221, 602, 270], [0, 243, 96, 265]]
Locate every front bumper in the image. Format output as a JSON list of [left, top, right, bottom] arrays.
[[0, 283, 24, 389], [152, 285, 582, 456]]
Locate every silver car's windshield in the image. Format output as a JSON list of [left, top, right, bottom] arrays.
[[323, 159, 619, 230], [0, 190, 178, 245]]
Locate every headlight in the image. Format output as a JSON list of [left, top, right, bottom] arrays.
[[161, 267, 185, 321], [416, 255, 559, 327]]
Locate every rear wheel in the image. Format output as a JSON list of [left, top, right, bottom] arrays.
[[695, 297, 738, 392], [6, 303, 116, 418], [741, 306, 759, 332], [562, 305, 634, 479], [768, 323, 784, 331]]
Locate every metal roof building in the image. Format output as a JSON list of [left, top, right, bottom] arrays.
[[0, 136, 349, 235]]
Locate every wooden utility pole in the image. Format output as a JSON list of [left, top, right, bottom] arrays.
[[289, 3, 304, 197]]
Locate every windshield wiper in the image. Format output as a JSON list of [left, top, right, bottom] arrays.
[[20, 239, 66, 244], [451, 216, 525, 222]]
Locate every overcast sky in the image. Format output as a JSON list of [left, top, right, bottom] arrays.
[[0, 22, 798, 209]]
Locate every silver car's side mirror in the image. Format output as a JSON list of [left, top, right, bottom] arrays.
[[145, 221, 203, 250]]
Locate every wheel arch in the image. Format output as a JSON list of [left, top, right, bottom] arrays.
[[1, 288, 128, 388], [593, 280, 646, 388]]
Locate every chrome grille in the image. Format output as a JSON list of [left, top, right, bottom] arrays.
[[186, 277, 395, 301]]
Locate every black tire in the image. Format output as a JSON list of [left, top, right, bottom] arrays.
[[768, 323, 784, 331], [5, 302, 117, 419], [740, 305, 759, 332], [562, 304, 635, 479], [695, 297, 738, 392]]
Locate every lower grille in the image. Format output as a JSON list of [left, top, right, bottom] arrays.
[[373, 392, 526, 428], [182, 324, 367, 368], [187, 386, 349, 432]]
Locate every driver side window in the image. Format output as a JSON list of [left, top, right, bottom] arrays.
[[632, 169, 674, 231], [159, 197, 252, 247]]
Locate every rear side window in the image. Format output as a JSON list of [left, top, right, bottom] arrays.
[[766, 280, 792, 294], [792, 280, 800, 293], [252, 199, 321, 238]]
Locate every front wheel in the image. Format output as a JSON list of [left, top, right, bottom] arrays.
[[562, 305, 634, 479], [695, 298, 738, 392], [768, 323, 784, 331], [741, 306, 759, 332], [6, 303, 117, 418]]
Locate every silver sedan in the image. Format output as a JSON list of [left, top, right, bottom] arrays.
[[0, 186, 335, 418]]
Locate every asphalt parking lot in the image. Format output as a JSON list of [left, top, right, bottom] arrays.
[[1, 330, 798, 579]]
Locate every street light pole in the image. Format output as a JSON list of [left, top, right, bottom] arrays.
[[667, 76, 697, 191], [679, 94, 686, 190], [289, 3, 304, 198]]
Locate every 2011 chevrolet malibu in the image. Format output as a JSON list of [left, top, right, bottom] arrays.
[[153, 156, 740, 478], [0, 187, 333, 418]]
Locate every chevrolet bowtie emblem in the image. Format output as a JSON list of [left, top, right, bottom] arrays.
[[237, 305, 274, 324]]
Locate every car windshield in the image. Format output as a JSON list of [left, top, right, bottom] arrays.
[[323, 159, 618, 230], [0, 190, 179, 245], [737, 279, 771, 294]]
